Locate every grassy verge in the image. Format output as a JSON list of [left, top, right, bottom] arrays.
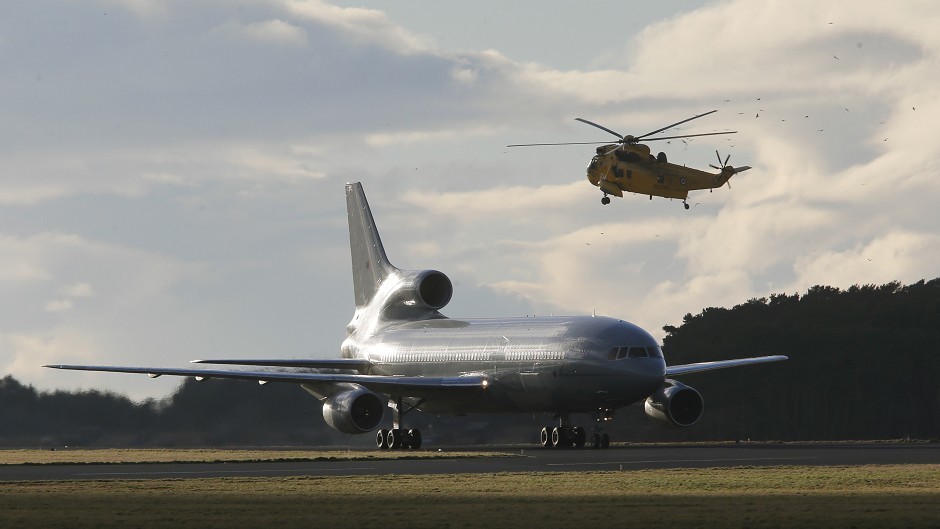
[[1, 465, 938, 528], [0, 448, 513, 465]]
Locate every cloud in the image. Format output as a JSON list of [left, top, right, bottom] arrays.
[[213, 19, 309, 47], [792, 231, 940, 290], [4, 0, 940, 400], [284, 0, 435, 54], [44, 300, 73, 313]]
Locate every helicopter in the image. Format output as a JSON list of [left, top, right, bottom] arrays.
[[509, 110, 750, 209]]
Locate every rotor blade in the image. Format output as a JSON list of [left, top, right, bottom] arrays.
[[709, 164, 721, 170], [634, 110, 718, 140], [507, 141, 616, 147], [574, 118, 624, 139], [715, 150, 723, 167], [638, 131, 737, 142], [724, 154, 731, 167]]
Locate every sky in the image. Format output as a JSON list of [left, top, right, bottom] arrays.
[[2, 0, 938, 400]]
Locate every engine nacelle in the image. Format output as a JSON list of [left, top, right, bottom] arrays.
[[644, 379, 704, 427], [390, 269, 453, 311], [322, 387, 386, 434]]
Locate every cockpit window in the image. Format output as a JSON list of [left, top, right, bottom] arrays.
[[608, 345, 664, 360]]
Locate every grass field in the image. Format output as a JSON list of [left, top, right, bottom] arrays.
[[1, 464, 938, 528], [0, 448, 511, 465]]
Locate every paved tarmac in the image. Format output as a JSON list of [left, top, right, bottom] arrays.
[[2, 444, 938, 482]]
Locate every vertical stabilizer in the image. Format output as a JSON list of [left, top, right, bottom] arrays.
[[346, 182, 397, 307]]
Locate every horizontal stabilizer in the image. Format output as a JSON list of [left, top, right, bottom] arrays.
[[734, 166, 751, 173], [665, 355, 787, 376]]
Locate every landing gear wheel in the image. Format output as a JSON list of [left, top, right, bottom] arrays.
[[540, 427, 552, 448], [407, 429, 422, 450], [683, 202, 690, 210], [572, 426, 587, 448], [387, 428, 403, 449], [551, 426, 568, 448], [601, 196, 611, 205], [376, 429, 389, 449], [601, 433, 610, 449]]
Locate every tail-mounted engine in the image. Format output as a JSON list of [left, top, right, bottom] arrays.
[[382, 269, 453, 317], [322, 387, 386, 434], [644, 379, 704, 427]]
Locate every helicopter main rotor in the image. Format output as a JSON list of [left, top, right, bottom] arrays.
[[507, 110, 736, 148]]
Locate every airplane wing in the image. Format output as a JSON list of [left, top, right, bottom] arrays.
[[42, 364, 486, 398], [191, 358, 373, 373], [665, 355, 787, 376]]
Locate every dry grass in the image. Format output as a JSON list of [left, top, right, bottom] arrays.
[[0, 448, 512, 465], [1, 465, 938, 528]]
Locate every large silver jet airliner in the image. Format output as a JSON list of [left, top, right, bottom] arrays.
[[46, 182, 786, 449]]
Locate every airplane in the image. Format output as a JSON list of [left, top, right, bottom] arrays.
[[509, 110, 751, 209], [45, 182, 786, 449]]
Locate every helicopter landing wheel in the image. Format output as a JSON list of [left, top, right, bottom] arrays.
[[601, 196, 611, 205], [683, 202, 690, 210]]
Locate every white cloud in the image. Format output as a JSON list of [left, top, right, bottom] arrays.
[[44, 299, 73, 313], [284, 0, 434, 54], [791, 231, 940, 290], [4, 0, 940, 399], [63, 282, 95, 298], [222, 19, 309, 47]]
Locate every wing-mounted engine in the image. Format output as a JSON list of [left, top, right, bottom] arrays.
[[322, 387, 386, 434], [644, 379, 704, 427], [380, 269, 453, 319]]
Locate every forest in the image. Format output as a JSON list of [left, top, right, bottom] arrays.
[[2, 279, 938, 447]]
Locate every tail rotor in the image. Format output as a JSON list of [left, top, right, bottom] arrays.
[[709, 150, 736, 188]]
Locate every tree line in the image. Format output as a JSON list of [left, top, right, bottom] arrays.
[[2, 278, 938, 447]]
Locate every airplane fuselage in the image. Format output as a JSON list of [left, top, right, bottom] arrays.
[[343, 315, 666, 414]]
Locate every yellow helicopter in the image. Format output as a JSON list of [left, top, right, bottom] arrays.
[[509, 110, 750, 209]]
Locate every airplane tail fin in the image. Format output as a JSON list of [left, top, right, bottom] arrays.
[[346, 182, 397, 308]]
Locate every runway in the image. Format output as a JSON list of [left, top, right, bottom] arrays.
[[2, 444, 938, 481]]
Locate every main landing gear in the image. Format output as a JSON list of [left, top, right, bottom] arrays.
[[376, 427, 422, 449], [539, 410, 612, 449], [376, 396, 423, 450], [601, 194, 611, 205]]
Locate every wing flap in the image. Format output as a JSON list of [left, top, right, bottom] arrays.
[[191, 358, 373, 373], [665, 355, 787, 376]]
